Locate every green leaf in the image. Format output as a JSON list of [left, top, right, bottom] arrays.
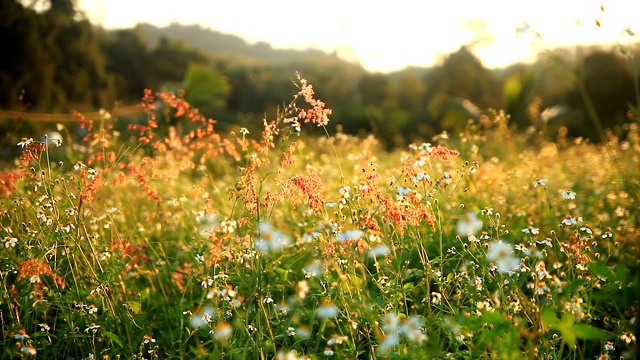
[[563, 330, 578, 349], [563, 278, 587, 296], [588, 262, 616, 281], [616, 265, 628, 284], [560, 313, 574, 329], [480, 311, 506, 325], [102, 330, 123, 347], [572, 324, 609, 340], [275, 267, 287, 279], [541, 307, 559, 328], [129, 301, 142, 314]]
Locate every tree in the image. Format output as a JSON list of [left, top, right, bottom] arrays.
[[567, 50, 636, 140], [101, 28, 151, 103], [502, 67, 538, 130], [183, 64, 230, 118], [0, 0, 115, 112], [150, 37, 210, 89], [423, 46, 500, 133]]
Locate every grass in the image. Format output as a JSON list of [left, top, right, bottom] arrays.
[[1, 74, 638, 359]]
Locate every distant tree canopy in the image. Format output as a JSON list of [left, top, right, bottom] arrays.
[[1, 0, 639, 149], [566, 51, 637, 140], [1, 0, 114, 112]]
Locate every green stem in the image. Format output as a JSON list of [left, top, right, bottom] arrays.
[[322, 125, 344, 184]]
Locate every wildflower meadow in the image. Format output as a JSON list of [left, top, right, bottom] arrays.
[[1, 73, 638, 359]]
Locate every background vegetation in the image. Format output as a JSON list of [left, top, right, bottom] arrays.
[[1, 1, 639, 359], [1, 0, 639, 154]]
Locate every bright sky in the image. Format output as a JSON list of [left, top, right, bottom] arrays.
[[77, 0, 639, 72]]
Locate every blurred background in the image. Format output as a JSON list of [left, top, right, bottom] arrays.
[[1, 0, 639, 154]]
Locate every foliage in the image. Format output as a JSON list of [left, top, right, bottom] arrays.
[[1, 74, 638, 359], [2, 1, 640, 151]]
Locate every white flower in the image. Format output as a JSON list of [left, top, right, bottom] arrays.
[[17, 138, 33, 148], [190, 307, 216, 329], [402, 316, 427, 343], [296, 326, 311, 339], [368, 244, 391, 258], [431, 292, 442, 306], [254, 222, 291, 253], [20, 344, 37, 355], [166, 198, 179, 207], [291, 120, 301, 132], [212, 323, 232, 341], [396, 187, 412, 200], [561, 190, 576, 200], [380, 312, 401, 346], [56, 223, 75, 233], [536, 238, 553, 247], [481, 207, 494, 215], [86, 168, 98, 180], [275, 351, 300, 360], [200, 276, 214, 288], [412, 172, 429, 184], [561, 216, 577, 226], [195, 211, 219, 237], [339, 186, 351, 204], [580, 225, 593, 234], [378, 312, 427, 353], [45, 131, 63, 147], [296, 280, 310, 299], [456, 212, 482, 236], [327, 335, 348, 345], [533, 179, 548, 187], [286, 327, 296, 337], [302, 229, 321, 242], [337, 229, 364, 243], [316, 302, 339, 319], [14, 331, 30, 340], [303, 260, 325, 278], [378, 332, 399, 353], [442, 171, 452, 184], [486, 240, 520, 274], [522, 226, 540, 235], [3, 236, 18, 248], [221, 220, 237, 234], [85, 323, 101, 332]]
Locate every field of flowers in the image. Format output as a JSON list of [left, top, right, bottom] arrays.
[[1, 74, 638, 359]]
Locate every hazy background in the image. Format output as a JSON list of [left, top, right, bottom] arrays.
[[75, 0, 638, 72], [1, 0, 639, 152]]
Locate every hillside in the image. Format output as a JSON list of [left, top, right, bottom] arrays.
[[134, 22, 348, 66]]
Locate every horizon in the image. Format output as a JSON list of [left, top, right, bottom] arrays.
[[71, 0, 638, 73]]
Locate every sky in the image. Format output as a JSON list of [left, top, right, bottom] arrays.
[[75, 0, 639, 73]]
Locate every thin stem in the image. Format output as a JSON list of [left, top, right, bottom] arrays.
[[321, 125, 345, 184]]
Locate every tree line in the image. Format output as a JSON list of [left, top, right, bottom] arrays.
[[1, 0, 639, 150]]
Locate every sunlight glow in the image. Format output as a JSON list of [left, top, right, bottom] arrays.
[[77, 0, 639, 72]]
